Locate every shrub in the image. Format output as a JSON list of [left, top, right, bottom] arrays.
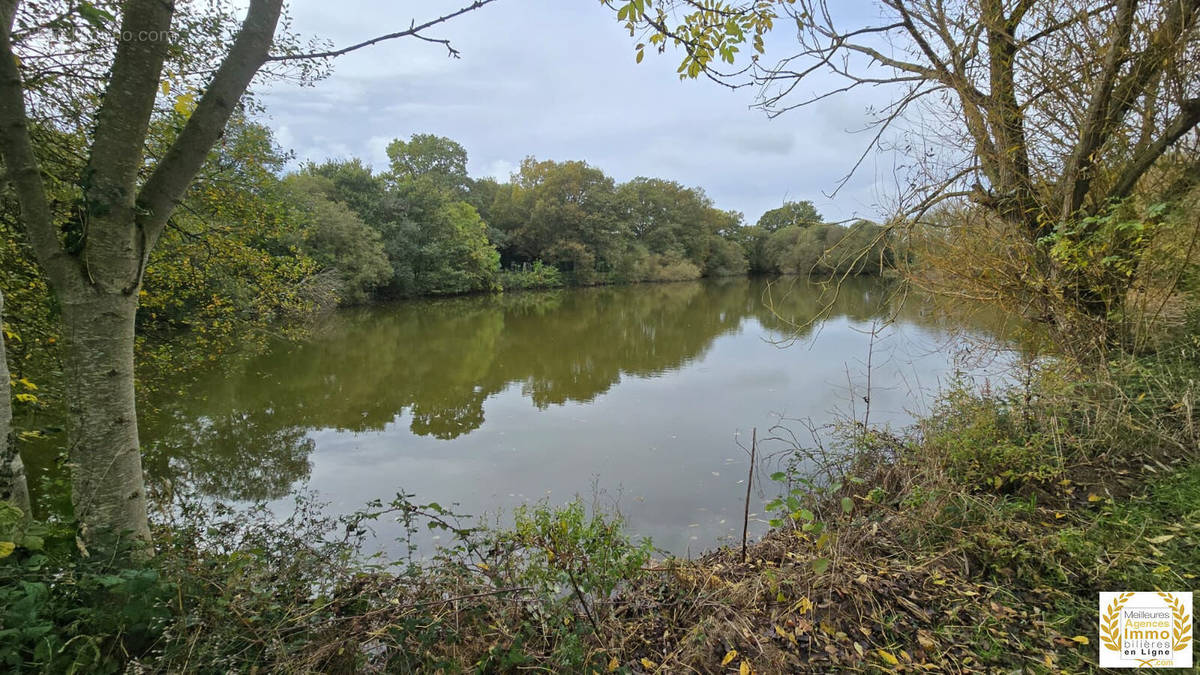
[[499, 260, 565, 290], [923, 383, 1062, 491], [641, 252, 702, 282]]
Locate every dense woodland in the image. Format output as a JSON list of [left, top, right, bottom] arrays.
[[2, 120, 892, 381]]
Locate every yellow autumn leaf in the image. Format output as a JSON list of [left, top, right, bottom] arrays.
[[173, 92, 196, 116], [607, 656, 620, 671], [738, 660, 751, 675], [877, 649, 899, 666], [1070, 635, 1089, 645], [640, 657, 656, 670], [720, 650, 738, 666], [161, 80, 170, 95], [1087, 493, 1102, 502], [0, 541, 14, 559]]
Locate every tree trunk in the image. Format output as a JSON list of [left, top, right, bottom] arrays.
[[60, 290, 151, 547], [0, 290, 31, 517]]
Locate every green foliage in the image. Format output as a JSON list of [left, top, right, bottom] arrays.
[[1053, 464, 1200, 592], [282, 174, 392, 304], [499, 260, 565, 290], [486, 160, 754, 285], [490, 157, 626, 283], [304, 153, 501, 297], [0, 507, 170, 674], [505, 499, 653, 633], [616, 177, 712, 260], [422, 200, 502, 294], [0, 216, 57, 402], [606, 0, 778, 76], [138, 119, 324, 372], [924, 383, 1063, 491], [756, 201, 822, 232], [640, 250, 704, 281], [386, 133, 471, 197], [1041, 200, 1169, 324], [704, 235, 750, 276], [727, 223, 773, 273], [0, 487, 661, 673], [302, 158, 393, 224], [761, 220, 891, 276]]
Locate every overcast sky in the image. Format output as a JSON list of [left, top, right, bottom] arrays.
[[258, 0, 898, 224]]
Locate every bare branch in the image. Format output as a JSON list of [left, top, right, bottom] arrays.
[[1060, 0, 1138, 218], [266, 0, 500, 62], [1110, 97, 1200, 200]]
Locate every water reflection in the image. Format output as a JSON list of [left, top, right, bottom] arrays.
[[135, 277, 1008, 550]]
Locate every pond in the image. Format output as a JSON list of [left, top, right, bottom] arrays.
[[135, 276, 1011, 556]]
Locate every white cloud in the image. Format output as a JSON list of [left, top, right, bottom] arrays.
[[257, 0, 897, 223]]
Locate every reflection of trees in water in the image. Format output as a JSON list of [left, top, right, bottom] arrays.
[[143, 277, 941, 500], [144, 409, 315, 502], [752, 276, 895, 337]]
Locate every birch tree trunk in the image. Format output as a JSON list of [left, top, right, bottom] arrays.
[[0, 290, 31, 517], [60, 291, 149, 543]]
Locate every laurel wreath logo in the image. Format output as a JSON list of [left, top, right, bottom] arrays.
[[1157, 591, 1193, 653], [1102, 592, 1193, 658], [1101, 592, 1134, 652]]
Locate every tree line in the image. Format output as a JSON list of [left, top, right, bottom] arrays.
[[211, 128, 893, 309]]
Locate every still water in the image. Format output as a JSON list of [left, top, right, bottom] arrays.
[[139, 277, 1010, 555]]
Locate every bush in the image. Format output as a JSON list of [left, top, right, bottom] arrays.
[[703, 236, 749, 277], [924, 383, 1062, 491], [499, 260, 565, 290], [641, 252, 702, 282], [0, 504, 172, 674], [0, 491, 656, 673]]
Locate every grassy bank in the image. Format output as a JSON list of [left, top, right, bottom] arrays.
[[3, 331, 1198, 673]]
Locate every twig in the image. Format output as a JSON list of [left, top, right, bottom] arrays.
[[565, 566, 604, 646], [863, 319, 880, 428], [742, 427, 756, 563], [399, 585, 530, 611], [266, 0, 499, 62]]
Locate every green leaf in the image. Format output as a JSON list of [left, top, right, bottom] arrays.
[[77, 2, 115, 27], [0, 541, 14, 558], [18, 535, 43, 551], [841, 497, 854, 514], [812, 557, 830, 574]]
